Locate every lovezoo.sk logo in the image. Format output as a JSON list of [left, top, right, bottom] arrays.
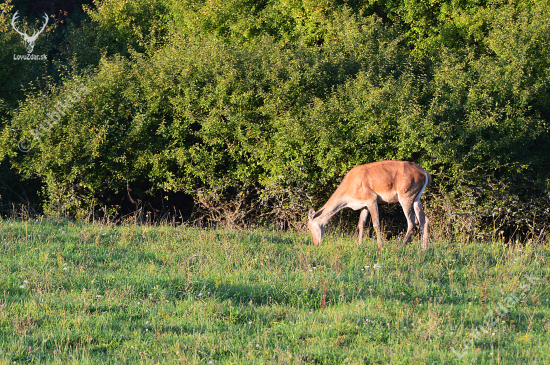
[[18, 84, 89, 153], [11, 10, 48, 61]]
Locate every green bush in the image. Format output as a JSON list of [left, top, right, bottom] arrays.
[[1, 0, 549, 240]]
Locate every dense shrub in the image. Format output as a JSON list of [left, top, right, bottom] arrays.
[[1, 0, 549, 240]]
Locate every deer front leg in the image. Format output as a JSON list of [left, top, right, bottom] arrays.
[[366, 201, 383, 250], [357, 208, 369, 245]]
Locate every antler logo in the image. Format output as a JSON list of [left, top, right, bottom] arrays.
[[11, 11, 49, 54]]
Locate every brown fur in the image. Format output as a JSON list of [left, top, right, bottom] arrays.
[[307, 160, 431, 249]]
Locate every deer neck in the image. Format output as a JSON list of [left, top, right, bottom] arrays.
[[314, 196, 346, 227]]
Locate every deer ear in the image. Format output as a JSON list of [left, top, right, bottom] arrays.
[[308, 207, 316, 220]]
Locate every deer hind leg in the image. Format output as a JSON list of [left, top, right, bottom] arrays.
[[414, 200, 429, 249], [366, 201, 383, 250], [357, 208, 369, 245], [400, 199, 416, 247]]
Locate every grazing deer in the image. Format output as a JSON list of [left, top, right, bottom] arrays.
[[307, 160, 432, 249]]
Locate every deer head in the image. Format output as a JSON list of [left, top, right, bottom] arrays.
[[307, 207, 325, 245], [11, 11, 49, 54]]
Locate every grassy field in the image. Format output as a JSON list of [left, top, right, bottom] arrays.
[[0, 219, 548, 364]]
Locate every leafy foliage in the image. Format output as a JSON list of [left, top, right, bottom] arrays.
[[1, 0, 549, 239]]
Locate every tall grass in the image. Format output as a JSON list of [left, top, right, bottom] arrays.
[[0, 219, 548, 364]]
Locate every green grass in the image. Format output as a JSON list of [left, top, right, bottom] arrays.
[[0, 219, 548, 364]]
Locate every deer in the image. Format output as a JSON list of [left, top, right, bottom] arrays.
[[11, 11, 49, 54], [307, 160, 432, 249]]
